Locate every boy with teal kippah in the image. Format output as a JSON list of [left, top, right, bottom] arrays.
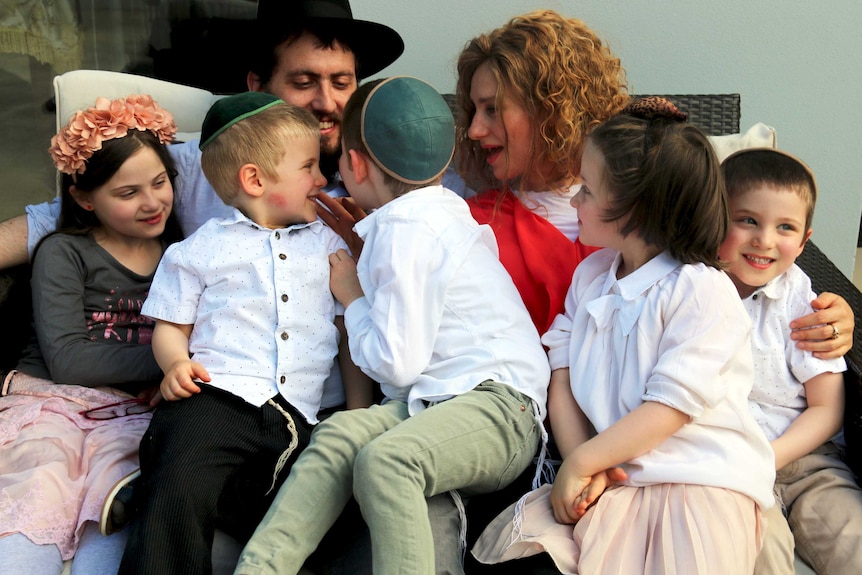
[[236, 76, 551, 575], [119, 92, 371, 575]]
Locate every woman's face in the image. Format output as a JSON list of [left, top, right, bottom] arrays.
[[467, 62, 538, 188]]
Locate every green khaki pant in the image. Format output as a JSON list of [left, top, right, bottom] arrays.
[[235, 381, 540, 575]]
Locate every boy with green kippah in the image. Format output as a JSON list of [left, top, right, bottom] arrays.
[[119, 92, 371, 575], [236, 76, 551, 575]]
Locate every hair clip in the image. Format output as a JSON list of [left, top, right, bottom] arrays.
[[622, 96, 687, 122]]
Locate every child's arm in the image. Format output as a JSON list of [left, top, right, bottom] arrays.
[[335, 315, 374, 409], [790, 292, 854, 359], [151, 320, 210, 402], [771, 371, 845, 470], [548, 368, 628, 523], [30, 235, 162, 386], [551, 400, 686, 524]]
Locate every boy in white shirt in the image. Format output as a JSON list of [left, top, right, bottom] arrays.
[[719, 148, 860, 575], [118, 92, 371, 575], [235, 76, 551, 575]]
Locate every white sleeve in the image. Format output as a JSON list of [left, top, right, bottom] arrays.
[[343, 220, 451, 387], [25, 197, 62, 258]]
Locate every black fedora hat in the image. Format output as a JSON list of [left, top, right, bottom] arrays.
[[257, 0, 404, 79]]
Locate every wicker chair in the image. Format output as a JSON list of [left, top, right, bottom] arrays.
[[636, 93, 740, 136]]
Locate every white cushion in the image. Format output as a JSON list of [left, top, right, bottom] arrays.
[[53, 70, 224, 140], [709, 122, 777, 161]]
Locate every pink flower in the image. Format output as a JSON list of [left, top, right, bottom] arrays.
[[48, 94, 177, 175]]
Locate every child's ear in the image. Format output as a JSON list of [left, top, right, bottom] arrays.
[[347, 149, 370, 184], [68, 186, 94, 211], [801, 228, 813, 247], [238, 163, 265, 198]]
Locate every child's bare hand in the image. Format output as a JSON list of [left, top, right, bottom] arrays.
[[160, 359, 209, 401], [550, 458, 592, 524], [137, 385, 163, 407], [329, 249, 364, 307], [572, 467, 628, 518]]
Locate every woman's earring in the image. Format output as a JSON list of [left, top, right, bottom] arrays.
[[84, 203, 93, 211]]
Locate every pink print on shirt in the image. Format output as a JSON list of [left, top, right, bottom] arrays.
[[88, 287, 154, 344]]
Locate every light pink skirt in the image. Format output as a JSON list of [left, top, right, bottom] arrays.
[[472, 482, 764, 575], [0, 372, 152, 559]]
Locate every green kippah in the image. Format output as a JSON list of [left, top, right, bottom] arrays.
[[200, 92, 284, 150], [361, 76, 455, 185]]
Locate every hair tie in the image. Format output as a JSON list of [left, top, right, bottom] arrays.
[[623, 96, 687, 122]]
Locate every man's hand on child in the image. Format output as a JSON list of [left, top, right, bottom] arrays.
[[160, 360, 209, 401], [790, 292, 854, 359], [316, 194, 366, 261], [329, 249, 364, 307]]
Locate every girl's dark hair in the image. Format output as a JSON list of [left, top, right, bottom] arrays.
[[51, 130, 183, 246], [588, 115, 727, 268]]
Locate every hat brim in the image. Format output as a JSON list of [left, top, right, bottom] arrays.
[[305, 18, 404, 79]]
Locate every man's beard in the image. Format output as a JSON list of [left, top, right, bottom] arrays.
[[320, 147, 341, 184]]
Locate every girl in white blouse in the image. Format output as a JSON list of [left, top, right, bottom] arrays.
[[472, 97, 776, 575]]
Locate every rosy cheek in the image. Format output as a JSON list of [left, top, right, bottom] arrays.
[[265, 194, 287, 209]]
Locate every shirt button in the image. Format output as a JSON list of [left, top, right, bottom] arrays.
[[279, 253, 287, 260], [753, 294, 758, 300], [281, 294, 288, 302], [281, 332, 289, 340], [280, 375, 286, 384], [275, 232, 281, 240]]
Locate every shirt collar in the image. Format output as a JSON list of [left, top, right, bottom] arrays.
[[219, 207, 324, 234], [353, 185, 446, 240], [603, 250, 681, 300], [749, 271, 789, 301]]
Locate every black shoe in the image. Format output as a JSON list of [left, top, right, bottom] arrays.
[[99, 469, 140, 535]]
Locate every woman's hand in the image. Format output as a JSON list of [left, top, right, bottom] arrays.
[[790, 292, 854, 359], [316, 194, 367, 261]]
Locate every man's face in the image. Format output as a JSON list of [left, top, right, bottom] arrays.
[[259, 32, 358, 161]]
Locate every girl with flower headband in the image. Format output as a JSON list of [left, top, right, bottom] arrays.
[[0, 94, 182, 574], [471, 98, 776, 574]]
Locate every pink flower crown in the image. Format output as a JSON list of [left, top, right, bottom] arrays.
[[49, 94, 177, 176]]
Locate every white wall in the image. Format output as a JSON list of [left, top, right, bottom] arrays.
[[355, 0, 862, 277]]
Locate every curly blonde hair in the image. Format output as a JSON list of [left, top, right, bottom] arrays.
[[455, 10, 629, 194]]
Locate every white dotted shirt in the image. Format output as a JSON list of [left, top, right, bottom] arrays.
[[142, 209, 348, 423], [743, 264, 846, 441]]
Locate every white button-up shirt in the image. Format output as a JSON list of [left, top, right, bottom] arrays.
[[744, 264, 846, 441], [345, 186, 550, 418], [143, 209, 347, 423]]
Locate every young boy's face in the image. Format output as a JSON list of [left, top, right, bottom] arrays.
[[719, 185, 812, 298], [261, 135, 327, 228]]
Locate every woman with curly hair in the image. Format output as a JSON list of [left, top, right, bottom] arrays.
[[457, 10, 630, 335]]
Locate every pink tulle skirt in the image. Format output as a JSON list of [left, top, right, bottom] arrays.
[[0, 372, 151, 559], [472, 482, 764, 575]]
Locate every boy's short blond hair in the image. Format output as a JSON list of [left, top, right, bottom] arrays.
[[201, 103, 319, 205], [722, 147, 817, 234]]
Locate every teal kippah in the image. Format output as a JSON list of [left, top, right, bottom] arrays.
[[199, 92, 284, 150], [361, 76, 455, 185]]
